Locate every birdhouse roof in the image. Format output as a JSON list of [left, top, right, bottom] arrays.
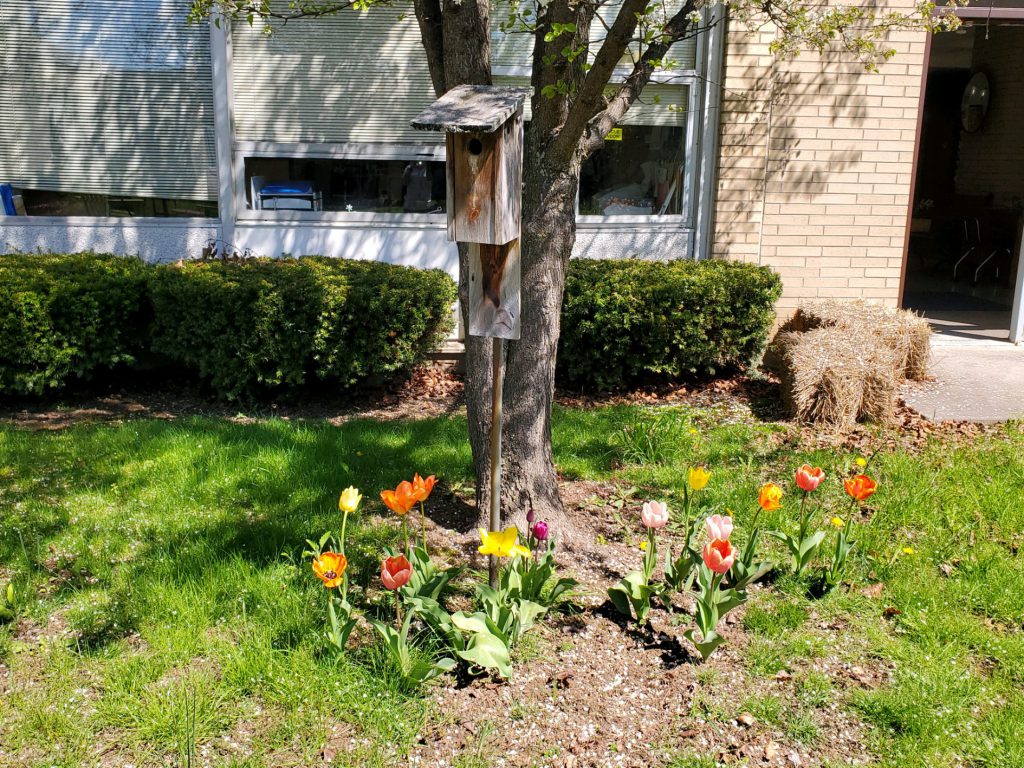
[[411, 85, 531, 134]]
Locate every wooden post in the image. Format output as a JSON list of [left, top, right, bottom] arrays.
[[488, 338, 504, 588]]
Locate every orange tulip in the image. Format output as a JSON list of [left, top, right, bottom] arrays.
[[758, 482, 783, 511], [844, 474, 878, 503], [702, 538, 736, 575], [312, 551, 347, 589], [381, 481, 417, 515], [381, 554, 413, 591], [411, 473, 437, 504]]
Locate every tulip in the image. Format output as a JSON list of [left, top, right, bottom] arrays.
[[702, 538, 735, 575], [411, 473, 436, 504], [705, 514, 733, 541], [338, 486, 362, 513], [844, 474, 877, 503], [757, 483, 783, 511], [531, 520, 549, 542], [688, 465, 711, 492], [795, 465, 825, 493], [381, 481, 418, 515], [312, 551, 347, 589], [478, 527, 531, 558], [381, 554, 413, 591], [641, 500, 670, 529], [526, 508, 535, 524]]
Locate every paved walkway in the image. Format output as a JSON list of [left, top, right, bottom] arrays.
[[903, 334, 1024, 423]]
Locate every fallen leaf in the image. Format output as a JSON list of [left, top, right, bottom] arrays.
[[861, 582, 884, 599]]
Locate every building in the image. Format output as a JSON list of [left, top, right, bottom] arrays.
[[2, 0, 1022, 343]]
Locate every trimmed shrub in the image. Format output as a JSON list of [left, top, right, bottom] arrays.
[[148, 257, 456, 399], [558, 258, 782, 390], [0, 253, 149, 396]]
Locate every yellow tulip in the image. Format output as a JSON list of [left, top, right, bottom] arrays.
[[338, 486, 362, 514], [478, 526, 531, 559], [688, 465, 711, 491]]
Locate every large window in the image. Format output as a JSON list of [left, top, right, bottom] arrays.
[[243, 157, 446, 214], [0, 0, 218, 218]]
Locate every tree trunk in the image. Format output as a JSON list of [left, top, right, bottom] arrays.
[[496, 137, 581, 539]]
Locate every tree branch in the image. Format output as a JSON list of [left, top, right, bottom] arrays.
[[548, 0, 650, 164], [412, 0, 446, 95], [578, 0, 696, 156]]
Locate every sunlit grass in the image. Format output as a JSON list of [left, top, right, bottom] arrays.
[[1, 411, 1023, 765]]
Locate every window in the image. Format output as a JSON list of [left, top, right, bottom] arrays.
[[580, 124, 686, 215], [12, 189, 218, 218], [242, 156, 446, 214], [0, 0, 218, 218]]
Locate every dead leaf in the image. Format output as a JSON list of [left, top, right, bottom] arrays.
[[883, 606, 903, 619], [861, 582, 884, 599]]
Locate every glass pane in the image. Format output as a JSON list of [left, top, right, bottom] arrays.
[[13, 188, 217, 218], [244, 157, 446, 214], [579, 125, 686, 215]]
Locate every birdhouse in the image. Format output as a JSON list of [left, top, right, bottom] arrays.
[[412, 84, 530, 246]]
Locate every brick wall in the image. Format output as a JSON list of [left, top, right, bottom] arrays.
[[956, 26, 1024, 208], [712, 15, 928, 315]]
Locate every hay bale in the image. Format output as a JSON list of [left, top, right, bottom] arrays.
[[773, 328, 899, 430], [791, 299, 931, 382]]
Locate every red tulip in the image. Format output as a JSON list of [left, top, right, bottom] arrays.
[[844, 474, 878, 503], [381, 554, 412, 591], [702, 538, 735, 575], [795, 464, 825, 493]]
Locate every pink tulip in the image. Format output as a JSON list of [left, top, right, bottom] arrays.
[[702, 538, 735, 575], [705, 514, 733, 541], [531, 520, 549, 542], [641, 500, 669, 529], [381, 555, 412, 591], [795, 464, 825, 493]]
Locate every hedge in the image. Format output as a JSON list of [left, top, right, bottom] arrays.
[[557, 258, 782, 390], [148, 257, 457, 399], [0, 253, 149, 395]]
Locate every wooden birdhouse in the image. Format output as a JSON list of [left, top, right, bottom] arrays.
[[412, 85, 530, 340], [412, 84, 530, 246]]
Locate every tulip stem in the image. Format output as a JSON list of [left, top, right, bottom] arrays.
[[340, 510, 349, 557], [395, 591, 402, 626], [419, 501, 428, 556]]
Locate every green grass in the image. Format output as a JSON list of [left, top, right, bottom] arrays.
[[1, 408, 1023, 766]]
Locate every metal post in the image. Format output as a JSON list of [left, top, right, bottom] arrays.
[[488, 338, 505, 588]]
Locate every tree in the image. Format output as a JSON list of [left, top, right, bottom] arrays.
[[189, 0, 957, 538]]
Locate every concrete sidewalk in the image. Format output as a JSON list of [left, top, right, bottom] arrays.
[[903, 341, 1024, 423]]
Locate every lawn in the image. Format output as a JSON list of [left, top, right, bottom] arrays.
[[1, 404, 1024, 767]]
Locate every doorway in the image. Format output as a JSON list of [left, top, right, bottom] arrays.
[[903, 19, 1024, 343]]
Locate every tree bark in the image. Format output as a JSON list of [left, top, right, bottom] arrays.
[[497, 136, 581, 538]]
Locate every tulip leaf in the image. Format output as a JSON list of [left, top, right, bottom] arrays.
[[458, 631, 513, 678]]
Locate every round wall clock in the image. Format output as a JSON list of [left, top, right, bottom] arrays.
[[961, 72, 991, 133]]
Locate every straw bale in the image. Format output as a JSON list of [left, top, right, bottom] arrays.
[[773, 328, 899, 429], [790, 300, 931, 382]]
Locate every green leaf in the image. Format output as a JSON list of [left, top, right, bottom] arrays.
[[458, 632, 513, 678]]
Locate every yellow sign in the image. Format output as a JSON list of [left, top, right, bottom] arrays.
[[606, 128, 623, 141]]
